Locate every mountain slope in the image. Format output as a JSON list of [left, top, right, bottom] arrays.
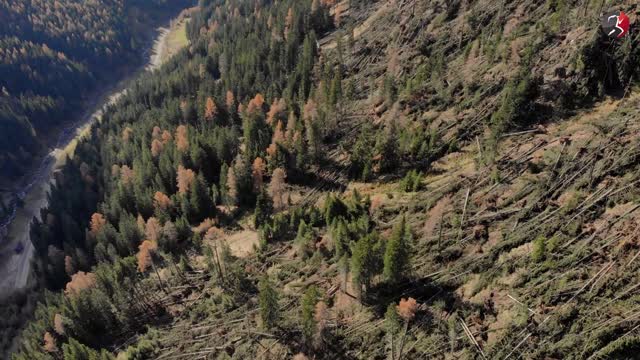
[[8, 0, 640, 359], [0, 0, 189, 184]]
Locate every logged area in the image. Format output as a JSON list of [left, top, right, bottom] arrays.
[[5, 0, 640, 359]]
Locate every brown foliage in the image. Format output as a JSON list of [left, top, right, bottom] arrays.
[[204, 97, 218, 122], [54, 314, 65, 336], [226, 90, 235, 110], [247, 93, 265, 114], [43, 332, 58, 353], [286, 111, 297, 142], [161, 130, 173, 144], [269, 168, 287, 210], [266, 143, 277, 158], [111, 164, 120, 178], [303, 98, 318, 122], [252, 157, 266, 192], [137, 240, 158, 273], [152, 126, 162, 139], [204, 226, 224, 242], [285, 8, 294, 39], [397, 297, 419, 322], [194, 218, 217, 235], [145, 217, 162, 243], [177, 165, 196, 194], [122, 127, 133, 142], [176, 125, 189, 152], [65, 271, 97, 297], [151, 139, 164, 158], [64, 255, 74, 277], [311, 0, 320, 12], [89, 213, 107, 237], [266, 98, 286, 125], [334, 6, 342, 27], [273, 120, 285, 145], [120, 165, 135, 186], [154, 191, 173, 210], [137, 214, 146, 233]]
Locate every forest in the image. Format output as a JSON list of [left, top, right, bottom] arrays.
[[6, 0, 640, 359], [0, 0, 189, 183]]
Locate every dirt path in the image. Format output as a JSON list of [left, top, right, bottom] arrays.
[[0, 13, 191, 298]]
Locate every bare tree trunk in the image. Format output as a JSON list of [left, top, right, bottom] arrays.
[[212, 241, 225, 284], [389, 331, 396, 360], [396, 322, 409, 360], [151, 259, 169, 295]]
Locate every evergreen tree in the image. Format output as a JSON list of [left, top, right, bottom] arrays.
[[351, 232, 383, 296], [188, 174, 213, 222], [383, 215, 411, 283], [258, 276, 279, 330], [254, 190, 273, 228], [301, 286, 320, 343], [62, 338, 113, 360], [376, 120, 400, 174]]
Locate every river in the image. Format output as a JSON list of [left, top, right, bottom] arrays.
[[0, 16, 188, 297]]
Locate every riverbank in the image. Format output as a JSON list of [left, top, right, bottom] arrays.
[[0, 9, 193, 298]]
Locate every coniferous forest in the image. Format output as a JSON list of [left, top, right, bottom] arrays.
[[0, 0, 189, 182], [6, 0, 640, 359]]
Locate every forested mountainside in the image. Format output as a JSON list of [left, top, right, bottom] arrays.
[[6, 0, 640, 359], [0, 0, 189, 183]]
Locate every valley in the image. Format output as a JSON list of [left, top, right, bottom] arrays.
[[5, 0, 640, 359]]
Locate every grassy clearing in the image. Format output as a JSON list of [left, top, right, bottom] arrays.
[[162, 18, 190, 62]]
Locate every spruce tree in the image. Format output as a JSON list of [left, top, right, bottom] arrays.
[[258, 276, 279, 330], [254, 190, 273, 228], [301, 285, 320, 343], [383, 215, 411, 284], [351, 232, 383, 296]]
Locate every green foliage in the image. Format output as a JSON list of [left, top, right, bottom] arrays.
[[400, 170, 422, 192], [295, 220, 315, 258], [62, 338, 113, 360], [351, 232, 384, 295], [385, 303, 401, 335], [324, 194, 348, 225], [258, 276, 279, 330], [254, 190, 273, 228], [0, 0, 188, 181], [301, 286, 320, 342], [383, 216, 412, 283], [531, 235, 547, 263], [350, 126, 375, 180], [375, 120, 400, 174]]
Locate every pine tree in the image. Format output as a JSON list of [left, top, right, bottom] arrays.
[[269, 168, 287, 210], [351, 232, 383, 297], [254, 190, 273, 228], [204, 97, 218, 122], [189, 174, 213, 222], [258, 276, 279, 329], [376, 119, 400, 174], [301, 285, 320, 343], [219, 163, 229, 205], [383, 215, 411, 284], [331, 218, 349, 258]]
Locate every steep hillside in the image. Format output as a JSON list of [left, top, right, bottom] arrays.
[[0, 0, 189, 184], [8, 0, 640, 359]]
